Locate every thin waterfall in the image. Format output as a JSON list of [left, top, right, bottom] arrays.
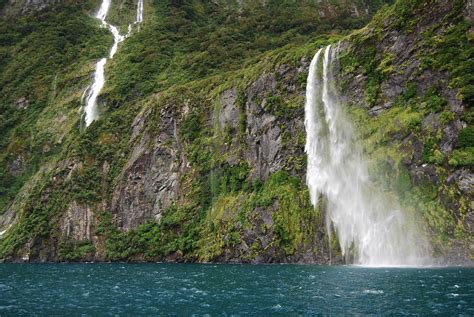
[[304, 45, 432, 266], [0, 225, 11, 238], [83, 0, 144, 127], [136, 0, 144, 28]]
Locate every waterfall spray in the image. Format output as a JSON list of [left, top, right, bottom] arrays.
[[83, 0, 144, 127], [304, 45, 431, 266]]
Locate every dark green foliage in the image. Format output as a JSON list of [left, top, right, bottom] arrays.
[[97, 211, 162, 261], [3, 0, 471, 263], [449, 147, 474, 167], [59, 240, 96, 261], [403, 83, 418, 101], [421, 6, 474, 106], [421, 88, 447, 113], [458, 126, 474, 148], [264, 94, 302, 120], [105, 0, 389, 103], [422, 137, 444, 164], [180, 108, 206, 143], [97, 204, 202, 261], [0, 0, 111, 215], [210, 163, 250, 197], [68, 164, 102, 203], [340, 37, 383, 106]]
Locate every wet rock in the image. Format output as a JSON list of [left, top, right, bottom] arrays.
[[448, 169, 474, 195], [464, 212, 474, 235], [410, 164, 439, 185], [60, 202, 93, 241], [440, 121, 461, 154], [22, 0, 58, 13], [219, 87, 239, 129], [247, 73, 277, 101], [111, 108, 180, 231], [422, 113, 440, 131], [6, 154, 24, 175], [381, 80, 403, 101], [12, 96, 28, 109], [458, 171, 474, 195], [369, 105, 387, 116]]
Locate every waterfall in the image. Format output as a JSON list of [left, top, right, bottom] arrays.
[[304, 45, 431, 266], [0, 224, 12, 238], [83, 0, 144, 127], [136, 0, 144, 25]]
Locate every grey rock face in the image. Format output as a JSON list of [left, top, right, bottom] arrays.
[[6, 154, 24, 175], [99, 62, 311, 261], [219, 87, 239, 129], [245, 86, 282, 180], [440, 121, 462, 154], [111, 107, 181, 231], [245, 76, 280, 179], [458, 171, 474, 195], [447, 169, 474, 196], [22, 0, 58, 13], [60, 201, 93, 241], [410, 164, 439, 185]]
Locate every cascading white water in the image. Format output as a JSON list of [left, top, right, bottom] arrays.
[[305, 45, 431, 266], [136, 0, 144, 25], [84, 58, 106, 126], [83, 0, 144, 127], [0, 224, 12, 238]]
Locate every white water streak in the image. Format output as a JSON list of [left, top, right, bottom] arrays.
[[0, 224, 12, 238], [83, 0, 144, 127], [84, 58, 106, 126], [136, 0, 144, 24], [305, 45, 431, 266]]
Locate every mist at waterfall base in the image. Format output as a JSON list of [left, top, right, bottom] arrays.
[[1, 264, 473, 315], [304, 46, 432, 267]]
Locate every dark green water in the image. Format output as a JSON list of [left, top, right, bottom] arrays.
[[0, 264, 473, 316]]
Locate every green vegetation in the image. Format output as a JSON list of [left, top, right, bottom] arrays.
[[448, 148, 474, 167], [93, 170, 325, 262], [105, 0, 387, 104], [342, 0, 472, 256], [59, 240, 96, 261], [0, 0, 111, 214], [0, 0, 471, 263], [458, 127, 474, 148]]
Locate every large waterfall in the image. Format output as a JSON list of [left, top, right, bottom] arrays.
[[83, 0, 144, 127], [304, 45, 431, 266]]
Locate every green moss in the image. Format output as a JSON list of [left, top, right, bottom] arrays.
[[448, 147, 474, 167], [421, 88, 447, 113], [458, 126, 474, 147], [402, 82, 418, 101], [440, 111, 455, 124], [422, 137, 444, 165], [58, 240, 96, 261], [376, 52, 395, 76], [0, 1, 112, 215], [3, 0, 472, 263], [421, 8, 474, 106]]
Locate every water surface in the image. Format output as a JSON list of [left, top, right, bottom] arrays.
[[0, 264, 473, 315]]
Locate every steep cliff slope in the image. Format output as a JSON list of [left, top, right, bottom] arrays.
[[338, 0, 473, 262], [0, 0, 471, 263]]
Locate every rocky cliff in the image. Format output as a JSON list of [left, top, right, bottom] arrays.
[[0, 0, 472, 264]]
